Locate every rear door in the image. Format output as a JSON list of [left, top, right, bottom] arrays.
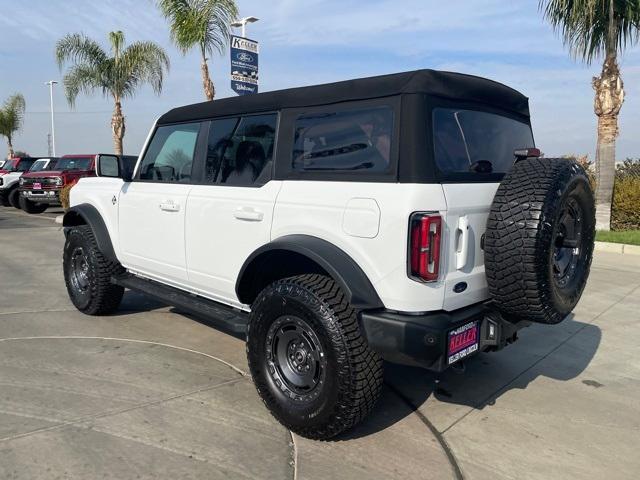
[[118, 122, 202, 285], [185, 113, 280, 306], [431, 107, 535, 311]]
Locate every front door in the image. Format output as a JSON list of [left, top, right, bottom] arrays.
[[118, 121, 202, 286], [185, 114, 281, 306]]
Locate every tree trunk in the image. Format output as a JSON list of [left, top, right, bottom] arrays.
[[201, 57, 215, 101], [111, 99, 125, 156], [592, 55, 624, 231], [6, 134, 14, 158]]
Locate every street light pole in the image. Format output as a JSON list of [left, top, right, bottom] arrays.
[[231, 16, 259, 38], [45, 80, 58, 157]]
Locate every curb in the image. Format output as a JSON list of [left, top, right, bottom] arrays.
[[594, 241, 640, 256]]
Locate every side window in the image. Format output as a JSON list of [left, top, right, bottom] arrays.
[[292, 106, 393, 172], [205, 117, 240, 183], [138, 123, 200, 182], [218, 114, 277, 186]]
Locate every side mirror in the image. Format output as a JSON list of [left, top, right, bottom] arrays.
[[97, 155, 132, 181]]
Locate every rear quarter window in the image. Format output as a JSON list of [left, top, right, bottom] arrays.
[[433, 108, 534, 176], [292, 106, 393, 172]]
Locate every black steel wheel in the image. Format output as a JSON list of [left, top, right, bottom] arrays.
[[63, 225, 124, 315], [247, 274, 383, 440], [266, 315, 327, 402]]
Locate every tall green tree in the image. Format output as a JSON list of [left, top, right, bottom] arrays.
[[540, 0, 640, 230], [0, 93, 26, 158], [56, 31, 170, 155], [157, 0, 238, 101]]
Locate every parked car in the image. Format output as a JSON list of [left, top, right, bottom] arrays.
[[61, 69, 596, 439], [19, 154, 136, 213], [0, 157, 45, 207]]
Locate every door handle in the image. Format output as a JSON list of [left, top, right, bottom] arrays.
[[233, 207, 264, 222], [456, 215, 470, 270], [159, 201, 180, 212]]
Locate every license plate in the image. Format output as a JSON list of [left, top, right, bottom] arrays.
[[33, 182, 41, 189], [447, 321, 479, 365]]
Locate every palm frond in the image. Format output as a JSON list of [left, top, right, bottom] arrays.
[[62, 64, 104, 107], [540, 0, 640, 63], [157, 0, 238, 57], [0, 93, 26, 138], [55, 33, 108, 69], [119, 41, 171, 96]]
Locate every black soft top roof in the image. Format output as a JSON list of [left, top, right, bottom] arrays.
[[157, 69, 529, 125]]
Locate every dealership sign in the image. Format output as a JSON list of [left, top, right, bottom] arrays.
[[230, 35, 259, 95]]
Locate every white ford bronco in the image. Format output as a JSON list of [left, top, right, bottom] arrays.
[[62, 69, 595, 439]]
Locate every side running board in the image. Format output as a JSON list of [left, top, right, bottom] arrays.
[[113, 274, 249, 334]]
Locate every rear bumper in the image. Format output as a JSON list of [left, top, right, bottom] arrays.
[[359, 303, 529, 371]]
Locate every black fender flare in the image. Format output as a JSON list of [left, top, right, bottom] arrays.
[[62, 204, 117, 262], [236, 234, 383, 310]]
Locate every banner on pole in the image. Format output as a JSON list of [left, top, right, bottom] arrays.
[[230, 35, 259, 95]]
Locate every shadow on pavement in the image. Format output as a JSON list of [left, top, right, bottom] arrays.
[[339, 316, 601, 440]]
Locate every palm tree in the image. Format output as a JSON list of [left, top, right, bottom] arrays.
[[56, 31, 170, 155], [0, 93, 26, 158], [158, 0, 238, 101], [540, 0, 640, 230]]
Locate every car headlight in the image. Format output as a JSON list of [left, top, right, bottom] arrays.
[[55, 177, 63, 186], [18, 177, 23, 185]]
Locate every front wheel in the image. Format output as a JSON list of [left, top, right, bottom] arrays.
[[63, 225, 124, 315], [8, 188, 21, 209], [19, 196, 48, 214], [247, 274, 383, 440]]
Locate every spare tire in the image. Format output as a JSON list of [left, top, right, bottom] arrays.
[[485, 158, 595, 324]]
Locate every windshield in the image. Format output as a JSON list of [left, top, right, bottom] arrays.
[[433, 108, 534, 175], [1, 159, 18, 171], [29, 160, 50, 172], [55, 157, 92, 171]]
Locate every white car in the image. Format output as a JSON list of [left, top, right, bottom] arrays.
[[61, 69, 596, 439]]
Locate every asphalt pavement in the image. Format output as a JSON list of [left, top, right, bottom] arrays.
[[0, 206, 638, 480]]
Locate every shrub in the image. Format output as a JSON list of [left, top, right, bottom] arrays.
[[612, 159, 640, 231], [59, 180, 78, 210]]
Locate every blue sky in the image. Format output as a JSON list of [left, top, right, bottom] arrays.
[[0, 0, 639, 159]]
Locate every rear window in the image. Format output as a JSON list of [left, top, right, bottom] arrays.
[[292, 106, 393, 172], [432, 108, 534, 175], [56, 157, 93, 171]]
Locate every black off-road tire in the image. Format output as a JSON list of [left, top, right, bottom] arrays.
[[8, 187, 21, 209], [0, 192, 10, 207], [19, 196, 48, 214], [63, 225, 125, 315], [247, 274, 383, 440], [485, 158, 595, 324]]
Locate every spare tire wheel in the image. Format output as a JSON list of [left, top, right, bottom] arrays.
[[485, 158, 595, 324]]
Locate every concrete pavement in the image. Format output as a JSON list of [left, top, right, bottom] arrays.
[[0, 206, 638, 479]]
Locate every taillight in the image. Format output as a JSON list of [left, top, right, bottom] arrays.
[[409, 213, 442, 282]]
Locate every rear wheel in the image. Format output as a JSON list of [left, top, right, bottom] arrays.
[[8, 188, 20, 209], [247, 274, 383, 440], [485, 158, 595, 324], [63, 225, 124, 315], [19, 196, 48, 214]]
